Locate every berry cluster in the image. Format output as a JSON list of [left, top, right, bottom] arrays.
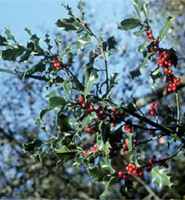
[[126, 163, 143, 177], [166, 76, 181, 93], [51, 57, 62, 70], [77, 95, 86, 108], [148, 101, 158, 116], [145, 27, 181, 94], [156, 48, 181, 93], [117, 170, 127, 179], [77, 95, 123, 133], [146, 30, 154, 41], [81, 144, 99, 158], [122, 123, 133, 133], [157, 49, 177, 68], [117, 163, 143, 179], [110, 107, 123, 127]]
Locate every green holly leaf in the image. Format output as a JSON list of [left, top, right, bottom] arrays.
[[127, 134, 133, 152], [57, 113, 72, 132], [132, 0, 143, 16], [19, 50, 32, 62], [0, 35, 7, 46], [89, 164, 113, 182], [4, 28, 17, 43], [151, 166, 172, 188], [102, 141, 111, 157], [76, 33, 91, 49], [106, 36, 117, 50], [38, 96, 67, 121], [39, 108, 52, 120], [55, 145, 70, 154], [48, 96, 66, 108], [109, 73, 118, 90], [118, 18, 141, 30], [24, 139, 42, 152], [81, 112, 97, 129], [23, 61, 46, 77], [84, 71, 98, 97], [151, 67, 162, 81], [55, 145, 76, 161], [63, 80, 72, 100], [1, 46, 25, 61], [56, 18, 79, 31]]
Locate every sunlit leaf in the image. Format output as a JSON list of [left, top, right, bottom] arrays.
[[84, 71, 98, 97], [151, 166, 172, 188], [159, 17, 175, 41]]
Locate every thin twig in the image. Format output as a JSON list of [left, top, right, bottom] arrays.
[[175, 92, 180, 133]]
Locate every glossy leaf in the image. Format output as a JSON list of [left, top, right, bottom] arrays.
[[119, 18, 141, 30], [4, 28, 17, 43], [19, 50, 32, 62], [48, 96, 66, 108], [127, 134, 133, 152], [0, 35, 7, 46], [132, 0, 143, 16], [24, 61, 45, 77], [57, 113, 71, 132], [151, 166, 172, 188], [84, 71, 98, 97], [56, 18, 79, 31], [81, 112, 96, 129], [24, 139, 42, 152], [1, 46, 25, 61], [55, 145, 70, 154]]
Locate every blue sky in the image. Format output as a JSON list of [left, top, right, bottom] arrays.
[[0, 0, 131, 41], [0, 0, 147, 99]]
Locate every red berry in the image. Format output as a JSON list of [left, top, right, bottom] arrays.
[[146, 159, 153, 172], [163, 67, 173, 75], [51, 57, 61, 70], [123, 123, 133, 133], [85, 102, 94, 113], [84, 126, 95, 134], [77, 95, 85, 107], [146, 30, 154, 41], [148, 102, 158, 116], [90, 144, 98, 153], [81, 150, 89, 158], [117, 171, 124, 178], [166, 77, 181, 93], [95, 106, 105, 120], [157, 49, 177, 68], [126, 163, 143, 177], [123, 139, 129, 152]]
